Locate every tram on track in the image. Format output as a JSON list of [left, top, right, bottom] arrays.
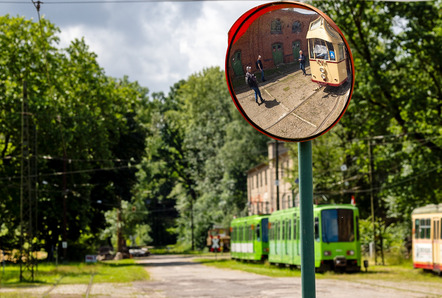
[[412, 203, 442, 274], [230, 215, 269, 261], [306, 17, 349, 87], [230, 204, 361, 272]]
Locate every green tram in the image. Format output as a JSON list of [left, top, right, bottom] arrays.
[[268, 204, 361, 272], [230, 215, 269, 261]]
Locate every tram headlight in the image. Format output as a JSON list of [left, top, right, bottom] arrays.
[[320, 67, 325, 73], [324, 250, 331, 256], [321, 73, 326, 80], [347, 250, 355, 256]]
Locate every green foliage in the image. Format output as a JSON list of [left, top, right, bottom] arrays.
[[0, 16, 148, 256], [134, 67, 268, 248]]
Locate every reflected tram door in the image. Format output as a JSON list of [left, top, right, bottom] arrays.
[[272, 43, 283, 66], [433, 217, 441, 269]]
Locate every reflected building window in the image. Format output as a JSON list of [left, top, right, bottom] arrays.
[[292, 21, 302, 33], [271, 19, 282, 34]]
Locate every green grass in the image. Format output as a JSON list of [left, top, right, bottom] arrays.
[[0, 259, 149, 287]]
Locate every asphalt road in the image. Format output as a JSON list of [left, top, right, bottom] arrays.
[[1, 254, 440, 297], [134, 254, 441, 298]]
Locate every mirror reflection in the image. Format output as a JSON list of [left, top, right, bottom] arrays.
[[227, 6, 353, 141]]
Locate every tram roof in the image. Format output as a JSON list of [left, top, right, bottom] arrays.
[[306, 17, 342, 44], [412, 203, 442, 215]]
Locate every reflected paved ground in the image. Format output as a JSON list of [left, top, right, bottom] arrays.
[[234, 67, 351, 140]]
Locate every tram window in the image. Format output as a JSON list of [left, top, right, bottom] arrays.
[[321, 209, 354, 242], [313, 39, 328, 60], [293, 216, 297, 240], [338, 43, 345, 61], [262, 218, 269, 242], [418, 218, 431, 239], [288, 220, 292, 240], [415, 219, 420, 239], [257, 224, 261, 241], [277, 222, 281, 240], [356, 216, 360, 241], [327, 42, 335, 61], [314, 217, 319, 241], [309, 40, 314, 59]]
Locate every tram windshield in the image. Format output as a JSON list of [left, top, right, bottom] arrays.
[[310, 39, 336, 61], [321, 209, 354, 243], [262, 218, 269, 242]]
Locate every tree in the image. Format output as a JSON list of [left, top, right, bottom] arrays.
[[0, 16, 148, 259], [306, 0, 441, 262]]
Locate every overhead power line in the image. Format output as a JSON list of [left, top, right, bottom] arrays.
[[2, 0, 257, 3]]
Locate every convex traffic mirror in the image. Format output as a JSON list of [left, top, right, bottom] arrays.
[[225, 1, 354, 142]]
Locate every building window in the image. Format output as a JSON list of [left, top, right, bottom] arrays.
[[292, 21, 302, 33], [271, 19, 282, 34]]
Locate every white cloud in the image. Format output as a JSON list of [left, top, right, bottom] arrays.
[[5, 1, 271, 94]]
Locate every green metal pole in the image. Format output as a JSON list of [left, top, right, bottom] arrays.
[[298, 141, 316, 298]]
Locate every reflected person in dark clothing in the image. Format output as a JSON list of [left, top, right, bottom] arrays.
[[256, 55, 266, 82], [245, 66, 265, 105]]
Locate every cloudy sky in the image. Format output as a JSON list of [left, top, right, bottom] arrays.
[[3, 0, 276, 95]]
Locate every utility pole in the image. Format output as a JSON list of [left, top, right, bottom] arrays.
[[275, 140, 280, 211], [368, 140, 377, 265], [20, 80, 35, 282], [190, 198, 194, 251]]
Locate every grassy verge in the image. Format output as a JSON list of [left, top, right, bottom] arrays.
[[0, 259, 149, 287]]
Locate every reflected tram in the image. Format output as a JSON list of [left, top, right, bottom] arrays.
[[306, 17, 349, 87]]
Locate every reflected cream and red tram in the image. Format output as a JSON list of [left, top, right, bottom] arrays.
[[306, 17, 348, 87], [412, 203, 442, 274]]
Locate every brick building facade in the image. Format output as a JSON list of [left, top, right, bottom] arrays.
[[228, 9, 317, 79], [247, 141, 298, 216]]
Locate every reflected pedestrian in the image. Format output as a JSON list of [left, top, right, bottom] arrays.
[[256, 55, 266, 82], [299, 50, 306, 76], [245, 66, 265, 105]]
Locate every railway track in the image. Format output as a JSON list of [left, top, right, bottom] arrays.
[[263, 85, 323, 131], [41, 273, 96, 298], [263, 80, 350, 137]]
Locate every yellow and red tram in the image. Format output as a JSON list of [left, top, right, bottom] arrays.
[[411, 203, 442, 274], [306, 17, 348, 87]]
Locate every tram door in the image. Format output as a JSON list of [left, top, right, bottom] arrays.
[[232, 50, 244, 76], [433, 218, 440, 267], [292, 41, 301, 64], [272, 43, 283, 66]]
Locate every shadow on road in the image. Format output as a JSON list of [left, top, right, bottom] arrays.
[[263, 99, 279, 109]]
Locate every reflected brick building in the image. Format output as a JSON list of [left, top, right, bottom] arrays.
[[228, 9, 317, 79]]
